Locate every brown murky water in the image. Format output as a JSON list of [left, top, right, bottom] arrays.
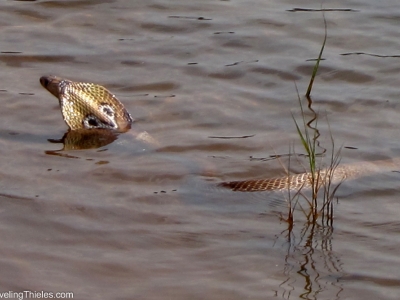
[[1, 0, 400, 299]]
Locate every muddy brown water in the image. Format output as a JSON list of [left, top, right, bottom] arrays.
[[1, 0, 400, 299]]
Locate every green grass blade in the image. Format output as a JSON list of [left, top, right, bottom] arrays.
[[306, 13, 327, 97]]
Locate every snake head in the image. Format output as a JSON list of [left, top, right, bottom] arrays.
[[40, 75, 133, 132]]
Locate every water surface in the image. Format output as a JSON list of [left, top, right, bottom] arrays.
[[1, 0, 400, 299]]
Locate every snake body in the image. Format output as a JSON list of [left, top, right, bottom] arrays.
[[220, 158, 398, 192], [220, 165, 351, 192], [40, 76, 396, 192]]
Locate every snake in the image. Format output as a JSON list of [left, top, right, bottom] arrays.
[[40, 76, 397, 192], [40, 75, 133, 132]]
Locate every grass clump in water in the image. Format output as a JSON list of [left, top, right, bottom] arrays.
[[282, 13, 343, 227]]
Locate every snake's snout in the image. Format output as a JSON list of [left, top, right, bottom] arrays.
[[39, 76, 50, 88], [40, 75, 62, 98]]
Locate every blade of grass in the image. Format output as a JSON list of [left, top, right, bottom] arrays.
[[306, 13, 327, 97]]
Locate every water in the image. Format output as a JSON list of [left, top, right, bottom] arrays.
[[1, 0, 400, 299]]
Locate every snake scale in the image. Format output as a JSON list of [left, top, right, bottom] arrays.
[[40, 75, 397, 192]]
